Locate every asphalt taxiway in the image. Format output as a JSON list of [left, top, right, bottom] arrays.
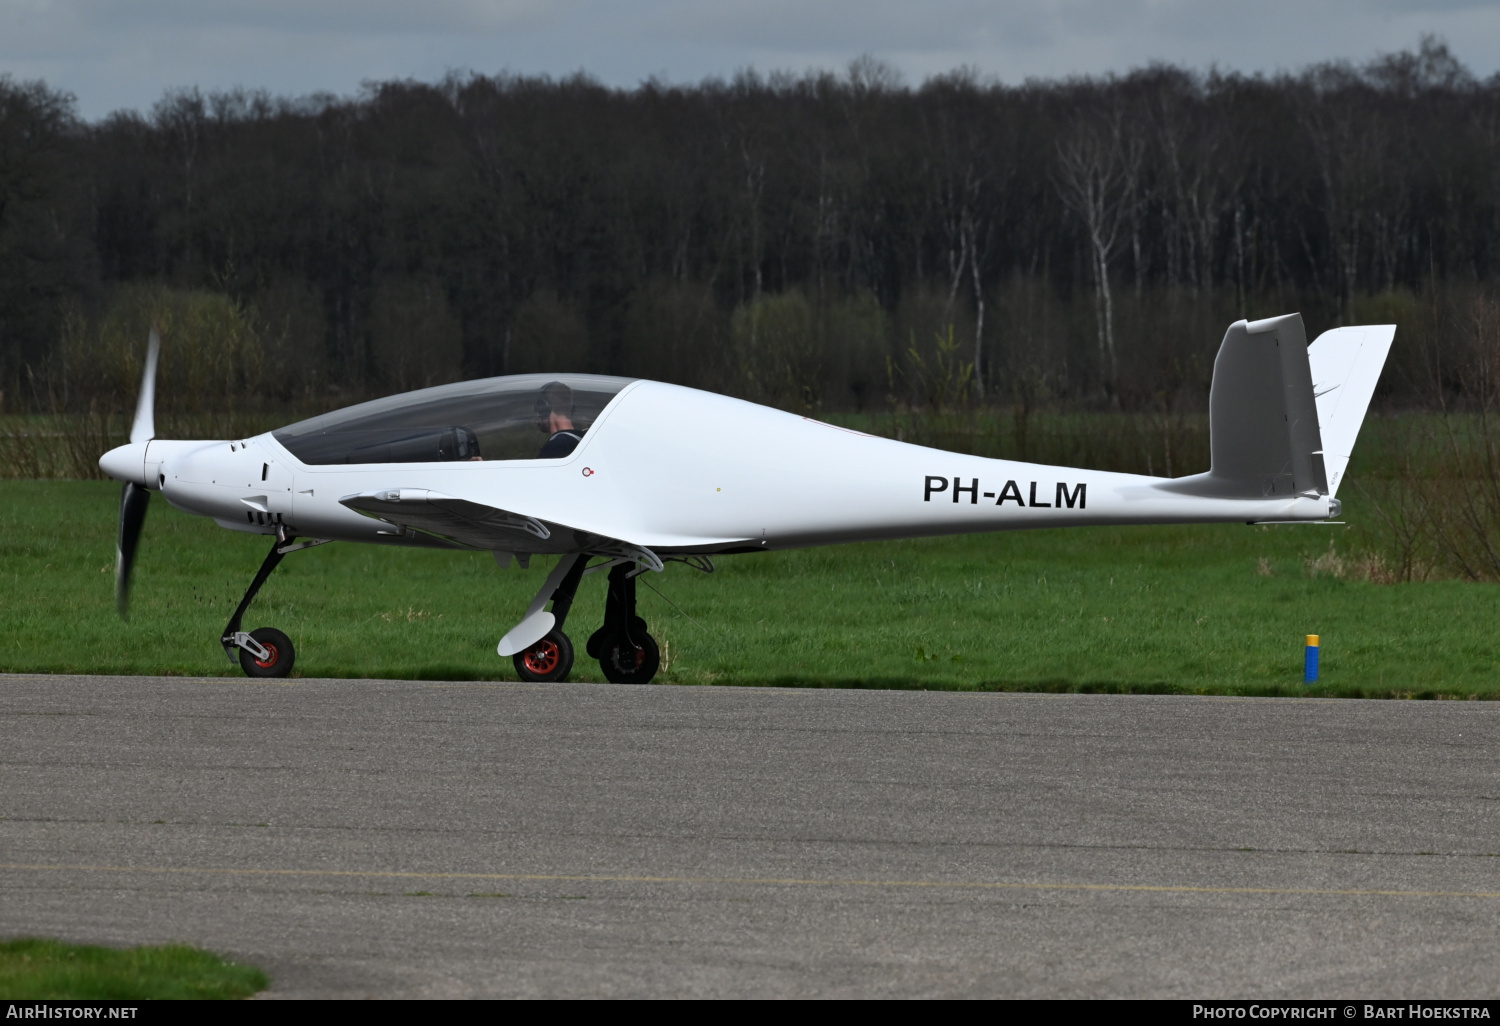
[[2, 675, 1498, 998]]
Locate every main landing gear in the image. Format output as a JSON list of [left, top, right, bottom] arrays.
[[221, 528, 330, 678], [509, 558, 662, 685], [510, 554, 587, 683], [588, 562, 659, 684]]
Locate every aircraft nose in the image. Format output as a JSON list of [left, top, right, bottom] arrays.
[[99, 441, 149, 485]]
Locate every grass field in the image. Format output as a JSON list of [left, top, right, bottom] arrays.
[[0, 938, 267, 999], [2, 480, 1497, 697]]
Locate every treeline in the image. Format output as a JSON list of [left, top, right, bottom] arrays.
[[3, 38, 1500, 418]]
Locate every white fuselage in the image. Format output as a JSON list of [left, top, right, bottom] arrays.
[[104, 380, 1335, 555]]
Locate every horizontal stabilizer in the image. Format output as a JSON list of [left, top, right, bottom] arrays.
[[1308, 325, 1396, 496]]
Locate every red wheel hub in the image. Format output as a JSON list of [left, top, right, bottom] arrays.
[[254, 643, 279, 669], [523, 640, 560, 675]]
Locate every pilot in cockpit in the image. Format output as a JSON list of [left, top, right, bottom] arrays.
[[535, 381, 584, 458]]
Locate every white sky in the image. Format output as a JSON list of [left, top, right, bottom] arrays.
[[3, 0, 1499, 120]]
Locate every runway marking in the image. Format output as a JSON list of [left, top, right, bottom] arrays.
[[2, 862, 1499, 900]]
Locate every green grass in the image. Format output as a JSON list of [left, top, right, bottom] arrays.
[[0, 938, 268, 1000], [2, 480, 1498, 696]]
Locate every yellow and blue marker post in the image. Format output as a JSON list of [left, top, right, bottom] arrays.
[[1304, 634, 1320, 684]]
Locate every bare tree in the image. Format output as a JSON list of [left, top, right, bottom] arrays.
[[1153, 75, 1235, 294], [1056, 104, 1141, 394], [938, 164, 985, 396], [1298, 63, 1401, 321]]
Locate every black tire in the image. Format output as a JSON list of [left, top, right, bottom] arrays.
[[599, 630, 660, 684], [587, 617, 649, 660], [513, 629, 574, 683], [239, 627, 295, 678]]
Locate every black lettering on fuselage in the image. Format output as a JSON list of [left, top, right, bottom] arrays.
[[1056, 482, 1086, 509], [926, 476, 1086, 511]]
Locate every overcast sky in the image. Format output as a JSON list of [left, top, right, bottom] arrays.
[[3, 0, 1499, 120]]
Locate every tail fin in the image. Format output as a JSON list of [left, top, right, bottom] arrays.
[[1307, 324, 1396, 496], [1194, 313, 1325, 498], [1170, 313, 1394, 500]]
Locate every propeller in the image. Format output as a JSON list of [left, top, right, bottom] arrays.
[[115, 327, 160, 619], [116, 480, 150, 617]]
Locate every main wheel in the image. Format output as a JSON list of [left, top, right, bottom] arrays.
[[513, 629, 574, 683], [598, 630, 660, 684], [239, 627, 295, 678], [586, 617, 648, 659]]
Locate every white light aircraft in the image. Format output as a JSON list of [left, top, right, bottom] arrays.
[[99, 312, 1393, 684]]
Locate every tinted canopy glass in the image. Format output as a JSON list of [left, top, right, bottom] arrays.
[[273, 374, 636, 465]]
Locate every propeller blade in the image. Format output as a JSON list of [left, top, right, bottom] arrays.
[[129, 327, 161, 445], [116, 481, 150, 619]]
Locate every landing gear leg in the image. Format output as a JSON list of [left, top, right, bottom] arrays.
[[588, 562, 660, 684], [547, 554, 589, 634], [511, 554, 588, 683], [221, 529, 328, 678]]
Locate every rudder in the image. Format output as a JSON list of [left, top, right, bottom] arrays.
[[1307, 324, 1396, 496]]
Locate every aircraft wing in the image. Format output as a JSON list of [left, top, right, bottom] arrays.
[[338, 488, 664, 571]]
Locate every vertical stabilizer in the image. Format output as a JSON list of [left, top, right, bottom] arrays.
[[1189, 313, 1325, 497], [1307, 324, 1396, 496]]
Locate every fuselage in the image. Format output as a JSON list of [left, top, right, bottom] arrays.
[[98, 378, 1336, 556]]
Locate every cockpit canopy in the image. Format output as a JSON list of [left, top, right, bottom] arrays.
[[273, 373, 636, 465]]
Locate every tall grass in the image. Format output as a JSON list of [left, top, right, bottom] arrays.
[[1352, 295, 1500, 581], [4, 282, 343, 479], [0, 412, 303, 479], [832, 408, 1213, 479]]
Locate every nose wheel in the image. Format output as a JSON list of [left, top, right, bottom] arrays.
[[221, 532, 329, 679], [237, 627, 295, 678]]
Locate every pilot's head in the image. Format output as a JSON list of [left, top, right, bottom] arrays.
[[535, 381, 575, 432]]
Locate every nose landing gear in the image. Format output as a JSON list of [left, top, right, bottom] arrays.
[[238, 627, 295, 677], [221, 529, 330, 679]]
